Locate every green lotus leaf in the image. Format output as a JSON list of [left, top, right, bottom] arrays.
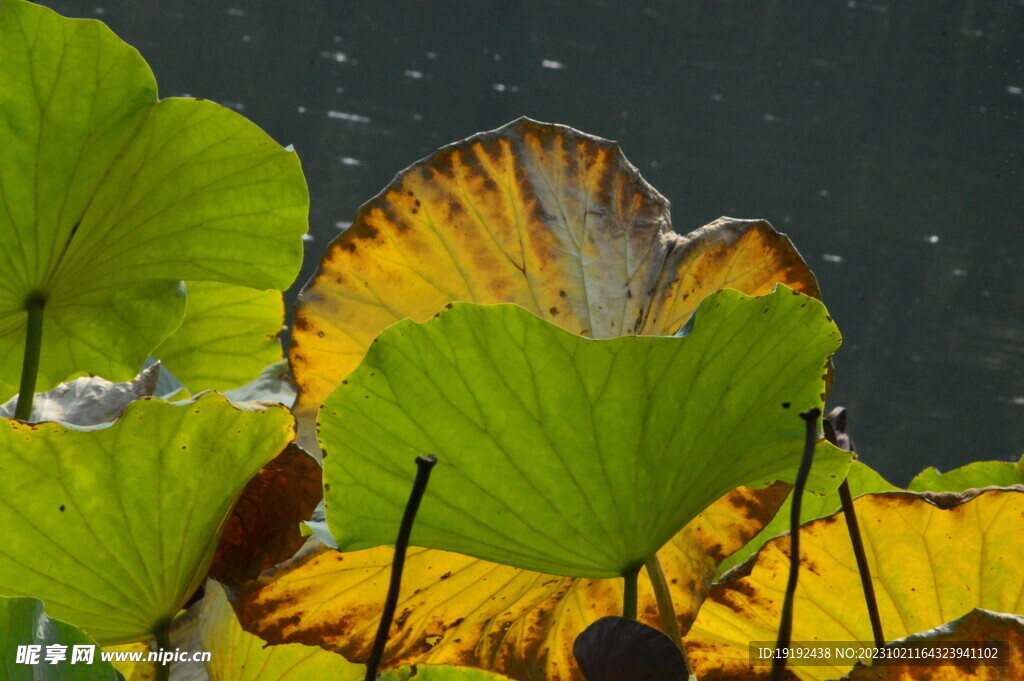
[[909, 453, 1023, 492], [0, 0, 307, 399], [151, 282, 285, 393], [1, 596, 123, 681], [321, 286, 847, 578], [0, 393, 294, 644]]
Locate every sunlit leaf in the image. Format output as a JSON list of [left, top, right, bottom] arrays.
[[685, 488, 1024, 681], [909, 454, 1023, 492], [209, 444, 322, 589], [291, 117, 819, 442], [838, 609, 1024, 680], [101, 642, 156, 681], [573, 616, 688, 681], [197, 581, 362, 681], [380, 666, 516, 680], [235, 484, 824, 681], [321, 288, 844, 577], [0, 595, 123, 680], [0, 0, 307, 398], [0, 394, 294, 644], [716, 460, 898, 578], [0, 363, 159, 425], [152, 282, 285, 392]]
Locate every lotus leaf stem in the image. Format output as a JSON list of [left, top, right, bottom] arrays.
[[644, 553, 691, 674], [365, 454, 438, 681], [621, 564, 641, 620], [824, 410, 886, 648], [14, 294, 45, 422], [153, 619, 172, 681], [770, 408, 820, 681]]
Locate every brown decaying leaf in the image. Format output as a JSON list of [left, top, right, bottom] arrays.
[[209, 443, 323, 588], [234, 483, 789, 681], [289, 118, 819, 448], [839, 609, 1024, 681]]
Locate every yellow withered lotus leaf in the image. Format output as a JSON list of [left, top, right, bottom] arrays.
[[198, 581, 364, 681], [290, 118, 819, 433], [102, 642, 156, 681], [684, 488, 1024, 681], [235, 484, 789, 681]]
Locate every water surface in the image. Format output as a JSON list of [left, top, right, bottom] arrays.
[[44, 0, 1024, 484]]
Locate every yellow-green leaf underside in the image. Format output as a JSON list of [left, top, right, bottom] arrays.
[[0, 394, 294, 643]]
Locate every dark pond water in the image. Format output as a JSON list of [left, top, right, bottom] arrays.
[[43, 0, 1024, 485]]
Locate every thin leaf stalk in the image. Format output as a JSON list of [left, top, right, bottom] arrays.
[[365, 454, 438, 681], [14, 294, 45, 421], [770, 408, 820, 681], [644, 553, 691, 674], [153, 619, 172, 681], [837, 478, 885, 648], [824, 409, 886, 649]]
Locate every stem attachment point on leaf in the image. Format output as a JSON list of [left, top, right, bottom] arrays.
[[14, 293, 45, 422], [365, 454, 437, 681], [153, 619, 172, 681], [621, 563, 641, 620]]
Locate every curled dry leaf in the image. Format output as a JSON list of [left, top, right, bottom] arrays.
[[0, 362, 159, 426], [209, 443, 323, 589]]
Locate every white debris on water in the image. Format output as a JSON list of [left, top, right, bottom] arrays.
[[322, 51, 352, 64], [339, 157, 362, 166], [541, 59, 565, 69], [822, 253, 844, 263], [405, 70, 424, 79], [327, 111, 371, 123], [1007, 85, 1023, 95], [926, 235, 940, 244]]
